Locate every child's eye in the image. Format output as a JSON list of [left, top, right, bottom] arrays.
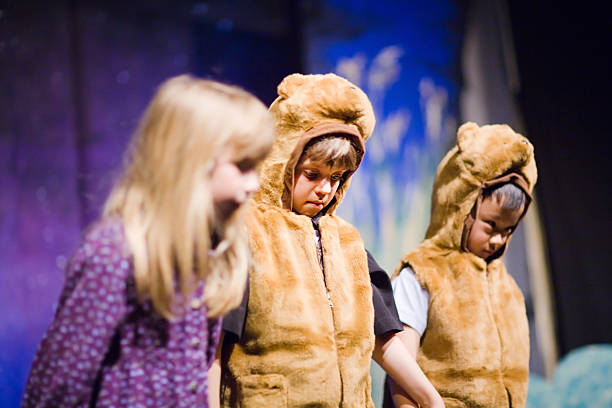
[[303, 171, 319, 180], [330, 174, 343, 182], [482, 221, 495, 231]]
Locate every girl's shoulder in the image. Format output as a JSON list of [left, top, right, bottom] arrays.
[[68, 217, 131, 279], [56, 217, 133, 313], [83, 216, 124, 241], [79, 217, 128, 256]]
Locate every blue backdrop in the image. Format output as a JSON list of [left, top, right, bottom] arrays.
[[304, 0, 462, 286], [301, 2, 462, 404]]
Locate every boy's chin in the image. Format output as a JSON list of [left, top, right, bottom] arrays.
[[294, 202, 324, 218], [297, 210, 317, 218], [295, 208, 319, 218], [478, 250, 501, 262], [467, 248, 493, 260]]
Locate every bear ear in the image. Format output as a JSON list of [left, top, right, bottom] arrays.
[[277, 73, 307, 98], [457, 122, 479, 153]]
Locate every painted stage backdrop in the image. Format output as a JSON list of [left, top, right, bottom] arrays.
[[10, 2, 609, 408], [304, 0, 461, 290]]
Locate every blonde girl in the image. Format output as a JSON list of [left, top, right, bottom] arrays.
[[21, 75, 274, 408]]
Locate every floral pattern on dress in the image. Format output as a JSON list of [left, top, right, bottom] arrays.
[[21, 218, 221, 408]]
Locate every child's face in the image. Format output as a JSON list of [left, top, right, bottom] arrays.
[[466, 196, 524, 259], [210, 156, 259, 220], [292, 158, 346, 217]]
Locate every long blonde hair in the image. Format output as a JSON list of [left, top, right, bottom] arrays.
[[103, 75, 273, 318]]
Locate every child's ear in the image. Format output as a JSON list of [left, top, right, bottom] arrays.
[[457, 122, 480, 153], [277, 73, 307, 99]]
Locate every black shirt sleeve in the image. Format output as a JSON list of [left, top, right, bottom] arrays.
[[222, 251, 404, 342], [221, 276, 249, 342], [367, 249, 404, 336]]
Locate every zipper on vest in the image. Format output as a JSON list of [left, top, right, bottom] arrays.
[[326, 290, 333, 308], [312, 219, 344, 403], [314, 227, 333, 308]]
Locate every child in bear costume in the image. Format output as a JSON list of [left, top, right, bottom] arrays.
[[388, 122, 537, 408], [213, 73, 443, 408]]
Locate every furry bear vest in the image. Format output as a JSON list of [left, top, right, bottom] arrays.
[[397, 248, 529, 408], [221, 203, 375, 407]]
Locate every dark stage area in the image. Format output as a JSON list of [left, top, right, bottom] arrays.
[[506, 1, 612, 354]]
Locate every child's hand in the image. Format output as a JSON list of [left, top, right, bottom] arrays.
[[390, 376, 445, 408], [389, 378, 419, 407], [374, 328, 445, 408]]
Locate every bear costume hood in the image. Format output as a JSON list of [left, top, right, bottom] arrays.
[[424, 121, 537, 259], [254, 72, 375, 213]]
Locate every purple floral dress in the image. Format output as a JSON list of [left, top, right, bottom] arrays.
[[21, 218, 222, 408]]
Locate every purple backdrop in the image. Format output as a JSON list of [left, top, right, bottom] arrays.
[[0, 1, 300, 404]]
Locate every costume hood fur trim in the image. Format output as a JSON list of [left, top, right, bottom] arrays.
[[254, 73, 375, 214]]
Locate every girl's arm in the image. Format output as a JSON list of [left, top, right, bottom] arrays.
[[208, 332, 224, 408], [21, 228, 130, 407], [373, 327, 444, 408]]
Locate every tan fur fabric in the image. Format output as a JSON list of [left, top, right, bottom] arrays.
[[393, 122, 537, 408], [221, 73, 376, 407]]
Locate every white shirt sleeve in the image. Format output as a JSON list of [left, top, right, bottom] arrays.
[[392, 266, 430, 336]]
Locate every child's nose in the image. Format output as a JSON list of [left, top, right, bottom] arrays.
[[315, 179, 333, 195], [490, 233, 505, 247]]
